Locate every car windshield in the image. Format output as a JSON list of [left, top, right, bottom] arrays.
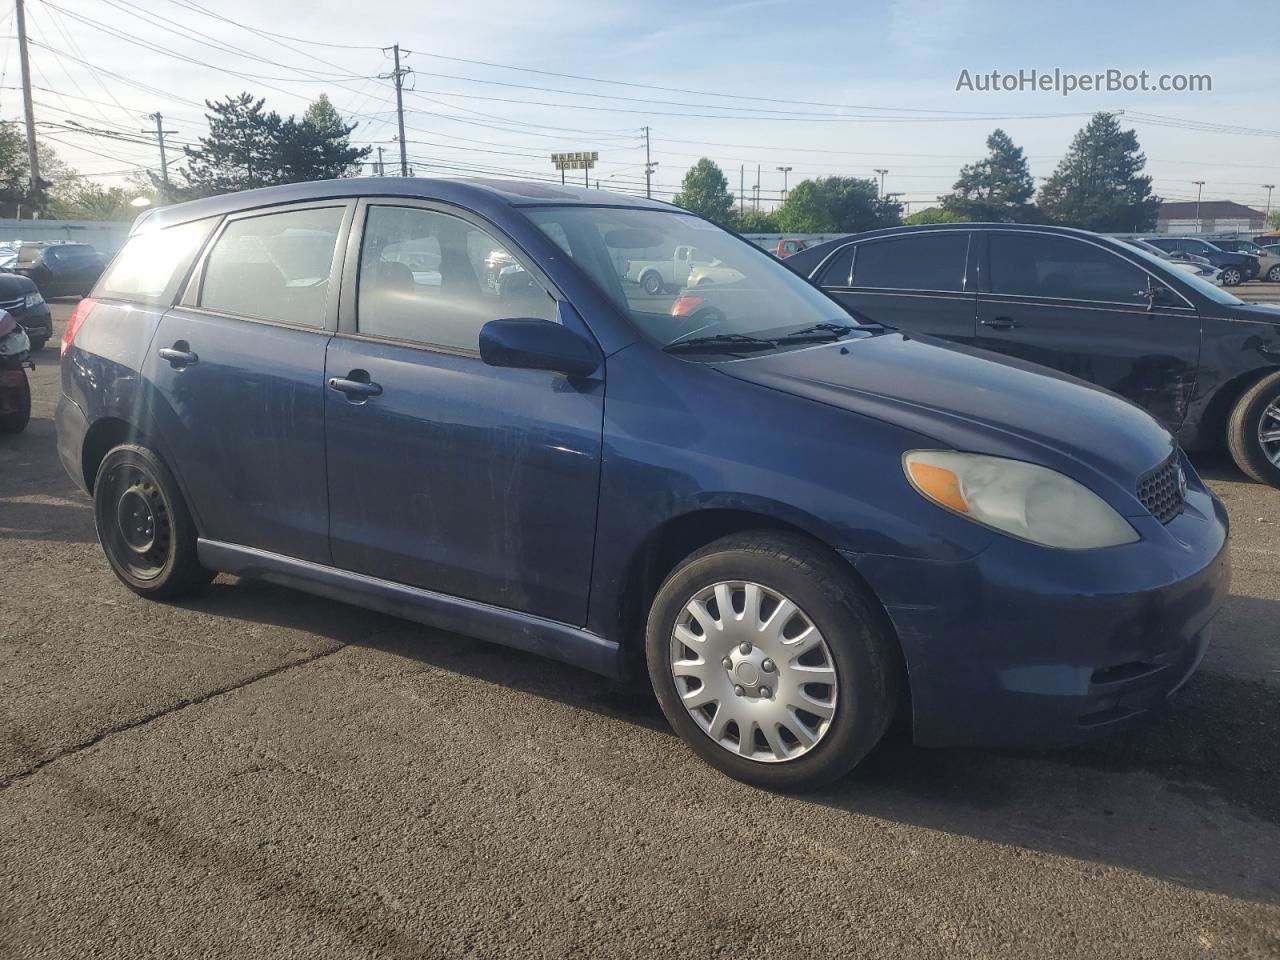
[[1123, 243, 1244, 305], [523, 206, 856, 351]]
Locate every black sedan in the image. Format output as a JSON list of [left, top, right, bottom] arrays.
[[787, 222, 1280, 486], [0, 271, 52, 352]]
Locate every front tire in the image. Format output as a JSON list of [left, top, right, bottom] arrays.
[[1220, 266, 1243, 286], [1267, 265, 1280, 283], [1227, 371, 1280, 487], [645, 532, 901, 790], [29, 336, 48, 353], [93, 444, 213, 598]]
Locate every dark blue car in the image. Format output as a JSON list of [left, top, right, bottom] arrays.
[[56, 179, 1230, 788]]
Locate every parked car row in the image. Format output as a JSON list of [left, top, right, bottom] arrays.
[[53, 179, 1233, 789], [2, 242, 107, 298]]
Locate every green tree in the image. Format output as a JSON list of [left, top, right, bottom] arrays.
[[48, 182, 136, 221], [1266, 210, 1280, 230], [775, 176, 899, 232], [174, 92, 369, 200], [734, 207, 780, 232], [0, 122, 82, 217], [904, 207, 966, 225], [1038, 112, 1160, 232], [278, 94, 370, 182], [941, 128, 1036, 222], [673, 158, 735, 225]]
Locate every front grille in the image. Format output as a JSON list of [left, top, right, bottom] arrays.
[[1137, 455, 1185, 524]]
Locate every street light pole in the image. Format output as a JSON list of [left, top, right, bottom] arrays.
[[1264, 184, 1276, 226], [1192, 180, 1205, 233], [874, 168, 888, 199], [776, 165, 792, 201]]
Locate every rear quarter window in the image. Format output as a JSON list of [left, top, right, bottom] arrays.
[[96, 218, 219, 305]]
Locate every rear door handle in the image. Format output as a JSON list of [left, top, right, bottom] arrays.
[[327, 375, 383, 400], [158, 343, 198, 367], [980, 317, 1022, 330]]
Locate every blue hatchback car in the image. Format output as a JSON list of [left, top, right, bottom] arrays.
[[56, 179, 1230, 788]]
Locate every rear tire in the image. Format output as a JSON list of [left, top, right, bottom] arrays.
[[93, 444, 214, 599], [1220, 266, 1243, 286], [645, 531, 901, 790], [1267, 265, 1280, 283], [1226, 370, 1280, 487], [0, 374, 30, 433], [641, 271, 664, 295]]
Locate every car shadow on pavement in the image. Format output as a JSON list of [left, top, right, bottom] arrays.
[[0, 413, 96, 545], [182, 576, 1280, 908]]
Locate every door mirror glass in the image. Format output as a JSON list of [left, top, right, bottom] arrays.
[[479, 317, 599, 376], [1147, 280, 1182, 308]]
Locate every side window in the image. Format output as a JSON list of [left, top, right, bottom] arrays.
[[815, 245, 855, 286], [97, 218, 218, 305], [200, 206, 345, 327], [853, 233, 969, 291], [357, 206, 556, 351], [989, 233, 1148, 304]]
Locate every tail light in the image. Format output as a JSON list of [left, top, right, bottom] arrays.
[[671, 294, 704, 317], [62, 297, 97, 357]]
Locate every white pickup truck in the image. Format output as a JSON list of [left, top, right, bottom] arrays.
[[625, 245, 744, 294]]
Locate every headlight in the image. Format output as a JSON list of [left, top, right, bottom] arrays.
[[24, 291, 42, 308], [903, 450, 1139, 549]]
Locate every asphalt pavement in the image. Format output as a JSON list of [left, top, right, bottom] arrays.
[[1, 301, 1278, 959]]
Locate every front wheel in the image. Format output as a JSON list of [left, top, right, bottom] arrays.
[[1220, 266, 1243, 286], [646, 532, 901, 790], [93, 444, 214, 598], [29, 336, 48, 353], [1267, 265, 1280, 283], [1227, 371, 1280, 487]]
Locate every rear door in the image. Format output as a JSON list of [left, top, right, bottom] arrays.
[[975, 230, 1202, 430], [143, 201, 354, 563], [813, 231, 977, 343]]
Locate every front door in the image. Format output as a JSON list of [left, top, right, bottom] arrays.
[[323, 202, 603, 625], [975, 230, 1202, 430], [143, 202, 352, 562]]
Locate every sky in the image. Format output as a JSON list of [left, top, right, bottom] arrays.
[[1, 0, 1277, 214]]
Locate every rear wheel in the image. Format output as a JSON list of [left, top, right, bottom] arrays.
[[1267, 265, 1280, 283], [646, 531, 901, 790], [1227, 371, 1280, 487], [93, 444, 213, 598], [641, 271, 664, 295], [0, 373, 30, 433], [1220, 266, 1243, 286]]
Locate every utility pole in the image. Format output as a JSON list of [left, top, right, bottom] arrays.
[[383, 44, 410, 176], [143, 113, 176, 203], [376, 146, 385, 175], [874, 168, 888, 199], [776, 165, 792, 201], [15, 0, 41, 212], [1263, 184, 1275, 225], [1192, 180, 1205, 232], [740, 165, 744, 211], [643, 126, 657, 199], [756, 164, 761, 211]]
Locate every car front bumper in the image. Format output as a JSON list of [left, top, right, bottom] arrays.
[[18, 305, 52, 339], [846, 473, 1230, 749]]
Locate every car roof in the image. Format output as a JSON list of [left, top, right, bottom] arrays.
[[136, 177, 673, 234]]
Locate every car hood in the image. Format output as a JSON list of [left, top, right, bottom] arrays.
[[715, 331, 1175, 498], [0, 273, 36, 296]]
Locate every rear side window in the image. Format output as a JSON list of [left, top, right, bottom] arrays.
[[96, 218, 218, 305], [852, 234, 969, 291], [199, 206, 345, 328], [989, 233, 1148, 303]]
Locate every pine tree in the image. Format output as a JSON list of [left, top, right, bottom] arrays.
[[941, 128, 1036, 222], [673, 158, 736, 225], [1038, 112, 1160, 232], [278, 94, 370, 183]]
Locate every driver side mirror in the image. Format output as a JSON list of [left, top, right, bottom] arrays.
[[479, 317, 601, 377]]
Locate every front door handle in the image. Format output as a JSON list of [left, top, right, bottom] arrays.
[[980, 317, 1022, 331], [158, 343, 198, 368], [328, 374, 383, 400]]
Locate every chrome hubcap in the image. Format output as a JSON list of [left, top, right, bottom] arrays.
[[1260, 399, 1280, 467], [669, 581, 838, 763]]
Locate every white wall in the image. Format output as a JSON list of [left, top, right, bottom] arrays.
[[0, 219, 132, 254]]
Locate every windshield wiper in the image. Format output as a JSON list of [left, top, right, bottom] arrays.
[[663, 333, 777, 353], [771, 322, 856, 344]]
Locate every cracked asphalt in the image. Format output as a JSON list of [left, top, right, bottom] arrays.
[[2, 302, 1278, 959]]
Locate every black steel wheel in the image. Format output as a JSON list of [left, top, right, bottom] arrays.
[[93, 443, 213, 598]]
